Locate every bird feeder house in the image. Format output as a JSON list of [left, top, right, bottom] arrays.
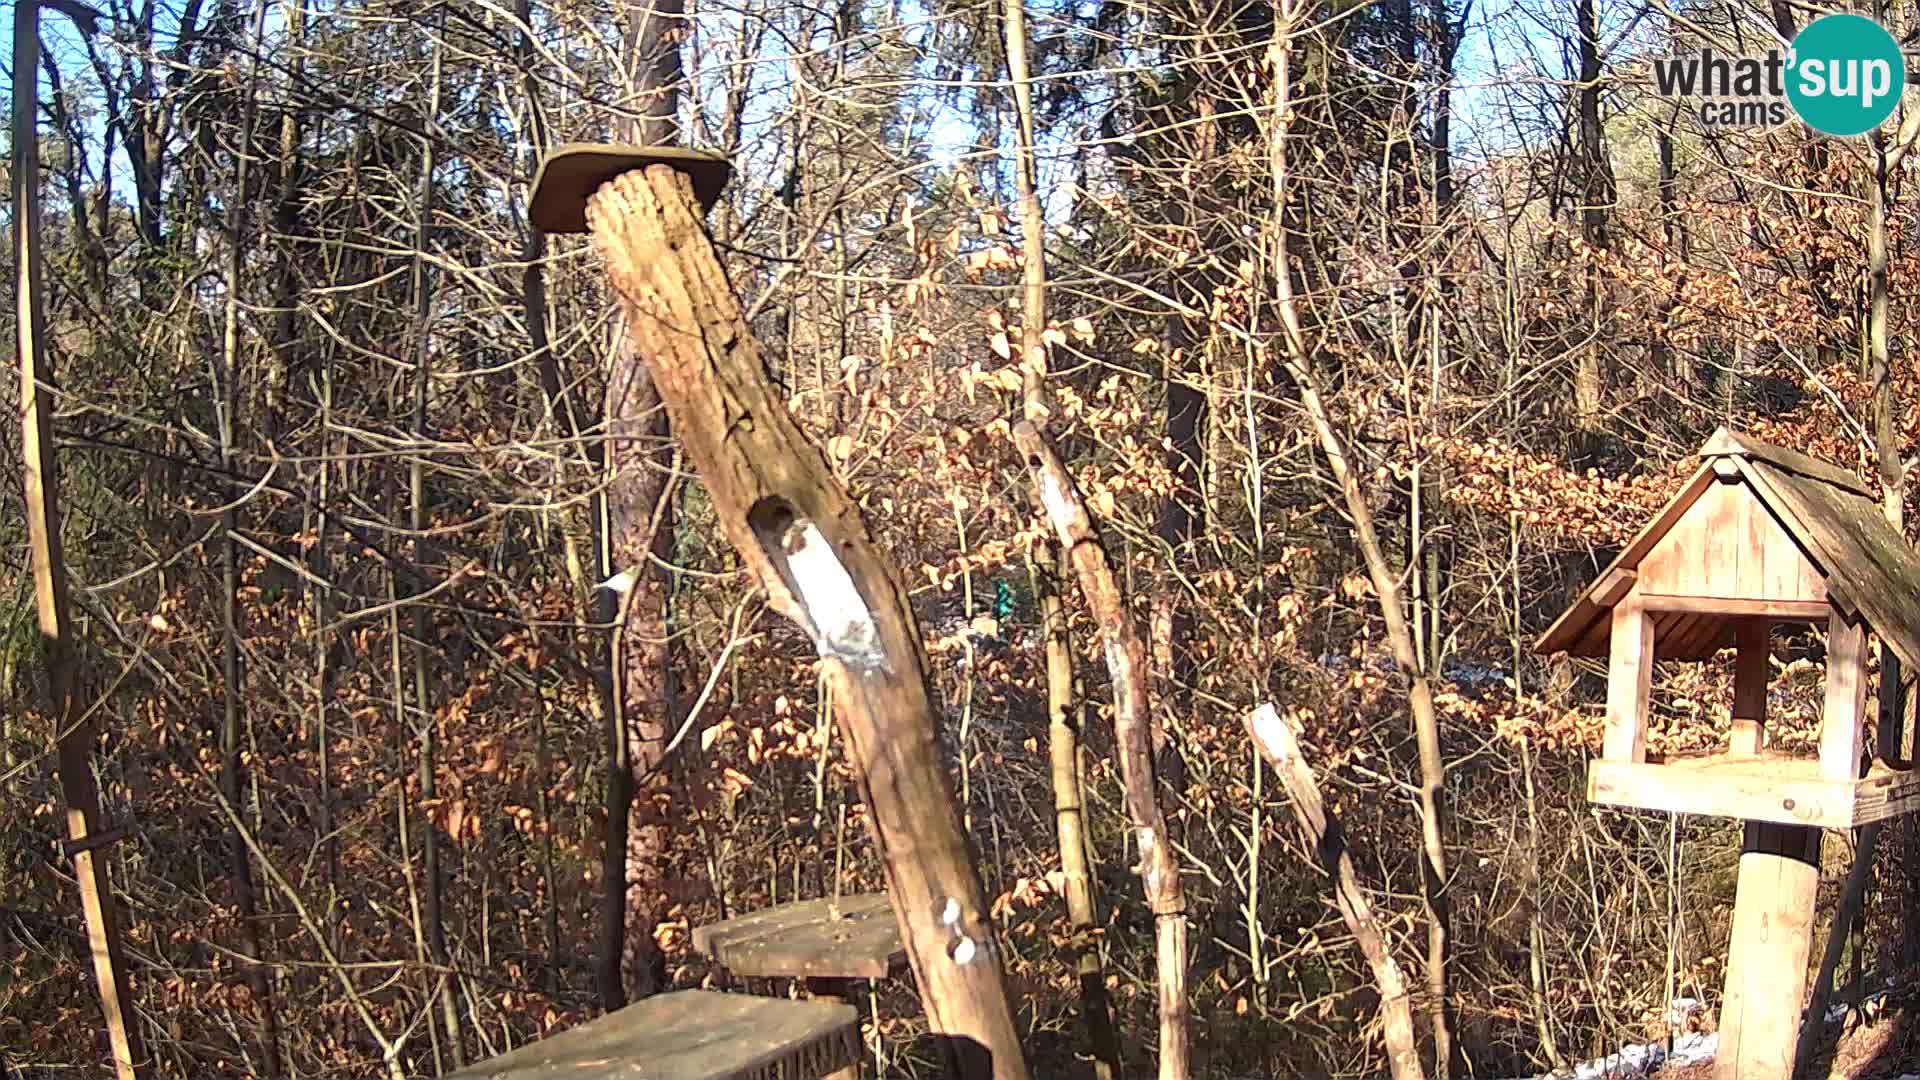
[[1536, 427, 1920, 1079]]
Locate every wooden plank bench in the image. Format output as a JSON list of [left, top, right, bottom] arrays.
[[444, 990, 859, 1079], [690, 894, 905, 1080], [691, 894, 904, 983]]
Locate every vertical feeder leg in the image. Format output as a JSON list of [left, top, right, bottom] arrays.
[[1729, 620, 1767, 755], [806, 978, 861, 1080], [1604, 597, 1653, 763]]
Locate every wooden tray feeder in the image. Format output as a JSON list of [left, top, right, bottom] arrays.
[[442, 990, 859, 1079], [691, 894, 905, 983], [690, 894, 906, 1080], [1535, 427, 1920, 1079]]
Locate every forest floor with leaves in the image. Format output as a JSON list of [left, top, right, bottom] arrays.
[[1634, 969, 1920, 1080], [1797, 985, 1920, 1080]]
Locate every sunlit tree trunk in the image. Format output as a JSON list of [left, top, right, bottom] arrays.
[[598, 0, 686, 1008], [1003, 0, 1122, 1071], [14, 4, 149, 1073]]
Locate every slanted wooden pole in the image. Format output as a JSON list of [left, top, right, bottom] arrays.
[[573, 162, 1029, 1080], [1011, 420, 1190, 1080], [1246, 705, 1423, 1080], [14, 3, 148, 1076], [1715, 617, 1834, 1080]]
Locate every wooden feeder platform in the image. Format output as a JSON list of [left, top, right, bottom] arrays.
[[1589, 752, 1920, 830], [442, 990, 859, 1080], [691, 893, 904, 981]]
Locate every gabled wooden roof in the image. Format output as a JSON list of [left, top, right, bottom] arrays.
[[1534, 427, 1920, 675]]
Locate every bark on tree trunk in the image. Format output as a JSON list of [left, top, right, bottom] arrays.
[[1572, 0, 1611, 433], [1012, 421, 1190, 1080], [1153, 309, 1207, 780], [14, 5, 150, 1073], [1041, 547, 1122, 1078], [217, 2, 284, 1067], [1247, 705, 1424, 1080], [1000, 1, 1121, 1068], [404, 36, 465, 1068], [582, 162, 1031, 1079], [598, 0, 688, 1008], [603, 375, 677, 1003]]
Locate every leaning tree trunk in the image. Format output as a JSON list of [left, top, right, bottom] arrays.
[[15, 3, 150, 1076], [1266, 7, 1455, 1071], [1012, 420, 1190, 1080], [1247, 705, 1424, 1080], [580, 162, 1031, 1079]]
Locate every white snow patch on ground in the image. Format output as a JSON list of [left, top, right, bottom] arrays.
[[1495, 982, 1907, 1080], [1492, 1030, 1716, 1080], [1494, 1001, 1713, 1080]]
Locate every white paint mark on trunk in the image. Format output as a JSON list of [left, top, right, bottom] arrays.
[[1038, 471, 1073, 545], [781, 517, 889, 672], [1249, 703, 1295, 765]]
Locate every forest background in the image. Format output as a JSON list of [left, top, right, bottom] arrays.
[[6, 0, 1920, 1074]]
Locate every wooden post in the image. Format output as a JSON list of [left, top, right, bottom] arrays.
[[1603, 596, 1653, 762], [1820, 609, 1867, 781], [1716, 823, 1822, 1080], [1716, 611, 1826, 1080], [1011, 420, 1190, 1080], [1730, 620, 1767, 756], [569, 161, 1029, 1080], [14, 2, 149, 1077], [806, 977, 862, 1080]]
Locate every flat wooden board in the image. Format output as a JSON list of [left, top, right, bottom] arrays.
[[443, 990, 859, 1080], [1588, 754, 1920, 829], [692, 894, 904, 980], [1634, 480, 1825, 607], [529, 144, 731, 234], [1699, 426, 1873, 498]]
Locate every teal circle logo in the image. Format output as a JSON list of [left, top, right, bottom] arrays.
[[1786, 14, 1905, 137]]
